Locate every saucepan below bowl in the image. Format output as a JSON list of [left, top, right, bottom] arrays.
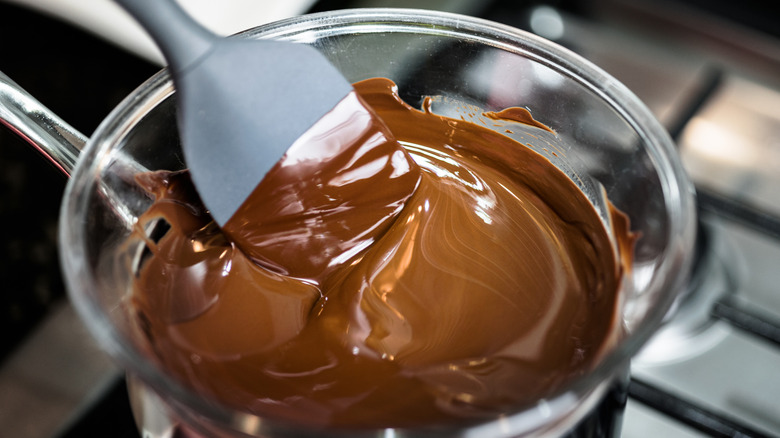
[[0, 8, 695, 438]]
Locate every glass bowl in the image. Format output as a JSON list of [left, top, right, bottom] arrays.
[[60, 8, 696, 437]]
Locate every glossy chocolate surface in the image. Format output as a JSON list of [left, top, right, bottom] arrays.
[[222, 90, 421, 282], [130, 78, 627, 429]]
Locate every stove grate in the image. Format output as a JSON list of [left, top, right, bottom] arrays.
[[628, 378, 772, 438]]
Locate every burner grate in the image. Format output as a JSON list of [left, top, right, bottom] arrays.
[[628, 378, 772, 438], [712, 296, 780, 349]]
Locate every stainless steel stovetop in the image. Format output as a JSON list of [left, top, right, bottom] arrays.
[[0, 0, 778, 437], [546, 2, 780, 436]]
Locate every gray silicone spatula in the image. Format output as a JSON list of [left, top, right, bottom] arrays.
[[114, 0, 353, 226]]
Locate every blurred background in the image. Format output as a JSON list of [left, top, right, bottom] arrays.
[[0, 0, 778, 437]]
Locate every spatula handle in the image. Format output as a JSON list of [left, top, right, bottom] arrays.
[[114, 0, 215, 73]]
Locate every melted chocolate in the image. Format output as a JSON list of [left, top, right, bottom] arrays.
[[222, 91, 421, 282], [484, 107, 555, 133], [130, 78, 627, 429]]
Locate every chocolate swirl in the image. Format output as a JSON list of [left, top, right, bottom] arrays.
[[129, 77, 627, 429]]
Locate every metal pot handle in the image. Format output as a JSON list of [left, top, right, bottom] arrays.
[[0, 70, 86, 176]]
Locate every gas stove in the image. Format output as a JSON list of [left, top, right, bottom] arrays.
[[0, 1, 778, 437], [514, 2, 780, 436]]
